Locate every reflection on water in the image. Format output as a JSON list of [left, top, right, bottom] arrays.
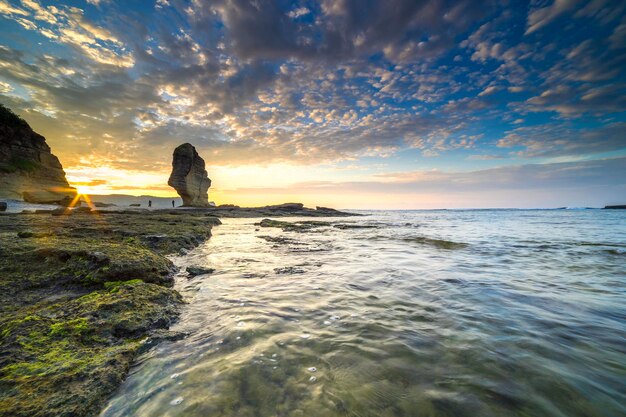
[[101, 210, 626, 417]]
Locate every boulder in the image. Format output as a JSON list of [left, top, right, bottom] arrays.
[[167, 143, 211, 207], [0, 202, 6, 212], [187, 266, 215, 277], [0, 104, 76, 203]]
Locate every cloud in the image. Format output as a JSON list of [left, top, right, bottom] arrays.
[[0, 0, 133, 67], [525, 84, 626, 115], [478, 86, 498, 97], [0, 0, 28, 17], [287, 7, 310, 19], [188, 0, 492, 63], [0, 0, 624, 187], [497, 122, 626, 157], [526, 0, 583, 35], [226, 157, 626, 208]]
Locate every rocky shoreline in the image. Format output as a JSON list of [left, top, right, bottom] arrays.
[[0, 205, 356, 417]]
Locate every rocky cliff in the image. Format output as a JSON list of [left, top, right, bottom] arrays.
[[167, 143, 211, 207], [0, 105, 75, 203]]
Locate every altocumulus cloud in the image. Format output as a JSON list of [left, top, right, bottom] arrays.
[[0, 0, 624, 194]]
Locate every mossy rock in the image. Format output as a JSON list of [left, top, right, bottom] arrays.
[[0, 281, 182, 417], [0, 210, 219, 417]]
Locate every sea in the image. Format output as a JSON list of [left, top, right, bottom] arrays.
[[64, 209, 624, 416]]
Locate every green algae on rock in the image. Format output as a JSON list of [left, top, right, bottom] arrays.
[[0, 210, 219, 417]]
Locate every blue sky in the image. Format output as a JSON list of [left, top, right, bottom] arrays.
[[0, 0, 625, 208]]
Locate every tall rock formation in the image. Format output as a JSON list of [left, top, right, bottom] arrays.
[[0, 105, 76, 204], [167, 143, 211, 207]]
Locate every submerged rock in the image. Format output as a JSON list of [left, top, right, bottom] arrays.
[[258, 218, 331, 232], [403, 236, 468, 250], [274, 266, 305, 274], [333, 223, 377, 229], [0, 104, 76, 203], [168, 143, 212, 207], [187, 266, 215, 277]]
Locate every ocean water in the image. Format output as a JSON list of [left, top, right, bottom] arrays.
[[100, 210, 626, 417]]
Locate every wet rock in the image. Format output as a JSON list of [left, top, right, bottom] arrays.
[[259, 218, 291, 228], [73, 206, 92, 213], [168, 143, 212, 207], [0, 210, 222, 417], [258, 235, 302, 245], [263, 203, 304, 211], [51, 207, 71, 216], [129, 203, 141, 207], [333, 223, 377, 229], [258, 218, 330, 232], [274, 266, 305, 274], [205, 216, 222, 225], [187, 266, 215, 277], [402, 236, 468, 250], [17, 230, 53, 238], [0, 201, 6, 211], [138, 329, 189, 354]]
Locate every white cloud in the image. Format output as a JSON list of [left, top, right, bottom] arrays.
[[526, 0, 583, 34], [287, 7, 309, 19]]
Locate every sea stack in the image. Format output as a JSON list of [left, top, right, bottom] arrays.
[[0, 105, 76, 204], [167, 143, 211, 207]]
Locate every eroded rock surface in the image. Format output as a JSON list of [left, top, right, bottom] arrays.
[[167, 143, 211, 207], [0, 210, 220, 417], [0, 105, 76, 203]]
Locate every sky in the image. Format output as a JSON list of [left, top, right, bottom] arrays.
[[0, 0, 625, 209]]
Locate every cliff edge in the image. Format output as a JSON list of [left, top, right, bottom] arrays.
[[0, 105, 75, 204]]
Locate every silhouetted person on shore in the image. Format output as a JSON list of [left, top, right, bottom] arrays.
[[172, 200, 175, 208], [148, 200, 152, 208]]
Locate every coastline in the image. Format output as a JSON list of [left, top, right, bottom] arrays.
[[0, 204, 355, 417]]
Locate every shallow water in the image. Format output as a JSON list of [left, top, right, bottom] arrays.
[[101, 210, 626, 417]]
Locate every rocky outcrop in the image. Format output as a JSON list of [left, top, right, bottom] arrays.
[[0, 105, 75, 203], [167, 143, 211, 207]]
